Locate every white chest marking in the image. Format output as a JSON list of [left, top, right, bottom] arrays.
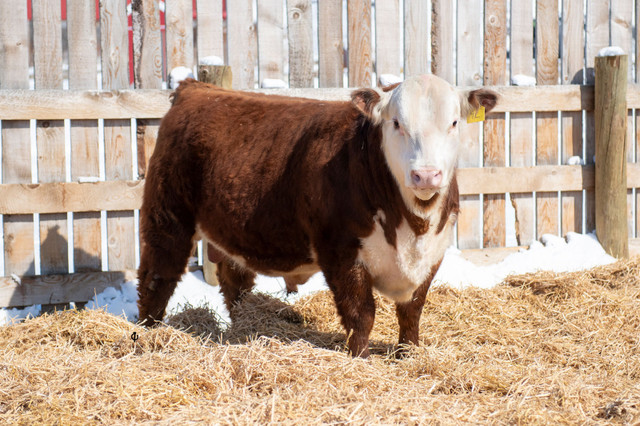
[[358, 210, 453, 302]]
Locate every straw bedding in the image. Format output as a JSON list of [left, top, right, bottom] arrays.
[[1, 259, 639, 424]]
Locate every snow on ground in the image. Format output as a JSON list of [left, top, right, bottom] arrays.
[[0, 232, 616, 326]]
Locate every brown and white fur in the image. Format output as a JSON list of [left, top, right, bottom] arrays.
[[137, 75, 498, 357]]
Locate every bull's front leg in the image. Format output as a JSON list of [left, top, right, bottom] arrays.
[[324, 264, 376, 357], [395, 260, 441, 349]]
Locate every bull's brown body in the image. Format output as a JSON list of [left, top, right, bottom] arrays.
[[137, 78, 476, 356]]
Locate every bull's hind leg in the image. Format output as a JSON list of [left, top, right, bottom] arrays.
[[137, 210, 195, 326], [217, 259, 256, 318]]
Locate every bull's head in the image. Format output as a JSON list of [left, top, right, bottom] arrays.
[[352, 74, 498, 215]]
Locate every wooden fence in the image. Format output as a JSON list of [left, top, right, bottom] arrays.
[[1, 0, 639, 308]]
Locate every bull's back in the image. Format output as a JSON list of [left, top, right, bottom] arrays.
[[156, 81, 361, 270]]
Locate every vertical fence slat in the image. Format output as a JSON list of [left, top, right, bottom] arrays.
[[33, 0, 67, 275], [0, 2, 33, 277], [375, 0, 400, 79], [165, 0, 194, 72], [404, 0, 429, 77], [68, 0, 101, 272], [287, 0, 314, 87], [455, 0, 483, 249], [317, 0, 343, 87], [258, 0, 285, 84], [195, 0, 224, 62], [483, 0, 507, 247], [101, 0, 136, 271], [585, 0, 610, 233], [561, 0, 585, 237], [611, 0, 634, 236], [636, 0, 640, 238], [133, 0, 163, 179], [536, 0, 560, 238], [348, 0, 373, 86], [509, 0, 535, 246], [431, 0, 454, 84], [227, 0, 257, 89]]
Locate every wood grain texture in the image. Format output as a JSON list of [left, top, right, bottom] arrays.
[[132, 0, 163, 89], [226, 0, 257, 89], [317, 0, 343, 87], [101, 0, 136, 271], [68, 0, 101, 272], [287, 0, 314, 87], [33, 0, 67, 275], [561, 0, 585, 236], [375, 0, 400, 78], [165, 0, 194, 71], [11, 164, 640, 216], [404, 0, 429, 77], [0, 85, 612, 121], [595, 55, 629, 258], [0, 181, 144, 215], [637, 0, 640, 237], [0, 270, 137, 308], [132, 0, 163, 179], [430, 0, 454, 83], [536, 0, 560, 238], [455, 0, 483, 249], [348, 0, 373, 87], [586, 0, 611, 232], [611, 0, 634, 235], [0, 1, 33, 276], [483, 0, 507, 247], [195, 0, 224, 61], [258, 0, 285, 83], [509, 0, 535, 245]]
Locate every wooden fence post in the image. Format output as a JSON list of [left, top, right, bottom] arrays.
[[595, 54, 629, 258], [196, 65, 233, 285]]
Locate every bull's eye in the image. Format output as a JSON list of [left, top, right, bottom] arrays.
[[393, 118, 399, 129], [452, 120, 458, 128]]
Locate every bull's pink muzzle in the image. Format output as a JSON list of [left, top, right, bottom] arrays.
[[410, 168, 442, 190]]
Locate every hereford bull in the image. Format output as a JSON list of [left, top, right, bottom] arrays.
[[137, 75, 498, 357]]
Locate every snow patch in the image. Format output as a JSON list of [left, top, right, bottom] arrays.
[[511, 74, 536, 86], [168, 66, 195, 90], [597, 46, 625, 57], [566, 156, 583, 166], [199, 56, 224, 66], [261, 78, 288, 89]]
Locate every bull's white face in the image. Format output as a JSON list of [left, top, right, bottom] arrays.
[[380, 75, 461, 206]]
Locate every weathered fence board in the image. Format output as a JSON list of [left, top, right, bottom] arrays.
[[536, 0, 560, 238], [0, 1, 33, 277], [165, 0, 194, 73], [404, 0, 429, 77], [348, 0, 372, 87], [226, 0, 257, 90], [455, 0, 484, 249], [33, 0, 67, 275], [375, 0, 400, 79], [195, 0, 224, 62], [68, 0, 101, 273], [483, 0, 507, 247], [258, 0, 285, 84], [510, 0, 535, 246], [431, 0, 454, 84], [287, 0, 314, 88], [561, 0, 585, 237], [317, 0, 343, 87], [101, 0, 136, 272]]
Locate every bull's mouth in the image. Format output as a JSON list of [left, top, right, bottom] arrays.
[[411, 187, 440, 201]]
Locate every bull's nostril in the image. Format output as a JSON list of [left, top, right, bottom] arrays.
[[411, 171, 422, 185]]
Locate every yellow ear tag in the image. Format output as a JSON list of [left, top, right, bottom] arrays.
[[467, 105, 486, 123]]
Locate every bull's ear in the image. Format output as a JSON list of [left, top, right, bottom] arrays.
[[460, 89, 499, 117], [351, 88, 387, 123]]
